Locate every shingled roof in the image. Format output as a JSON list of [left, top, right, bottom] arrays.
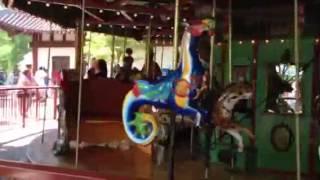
[[0, 8, 68, 34]]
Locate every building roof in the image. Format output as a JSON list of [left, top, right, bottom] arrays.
[[0, 8, 67, 34]]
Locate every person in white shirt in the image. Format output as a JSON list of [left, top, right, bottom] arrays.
[[35, 67, 48, 100]]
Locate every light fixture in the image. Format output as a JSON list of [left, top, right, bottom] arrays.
[[158, 26, 162, 30], [134, 13, 138, 17], [86, 23, 90, 27], [109, 25, 113, 28], [64, 5, 68, 9], [265, 39, 270, 44], [145, 26, 149, 30], [281, 39, 285, 43], [45, 3, 50, 7], [27, 1, 32, 5], [166, 16, 171, 21], [99, 9, 104, 13], [98, 24, 102, 28], [169, 35, 173, 38], [150, 15, 154, 19], [183, 18, 187, 22], [217, 42, 221, 46], [121, 25, 125, 28], [171, 27, 174, 30], [239, 41, 243, 44], [315, 38, 319, 43], [251, 40, 255, 44], [133, 25, 137, 29], [116, 11, 121, 16]]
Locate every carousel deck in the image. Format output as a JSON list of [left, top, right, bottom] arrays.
[[25, 130, 303, 180]]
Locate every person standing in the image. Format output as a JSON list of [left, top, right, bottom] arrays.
[[17, 66, 38, 117], [123, 48, 134, 71]]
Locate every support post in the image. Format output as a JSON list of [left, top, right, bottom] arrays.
[[110, 32, 115, 78], [209, 0, 216, 90], [168, 112, 176, 180], [161, 42, 164, 68], [293, 0, 301, 179], [75, 0, 86, 169], [32, 35, 38, 74], [227, 0, 232, 83], [168, 0, 180, 179], [123, 32, 128, 56], [75, 23, 83, 71], [173, 0, 180, 69], [205, 1, 216, 179], [252, 41, 259, 136], [145, 20, 152, 78], [41, 24, 52, 144]]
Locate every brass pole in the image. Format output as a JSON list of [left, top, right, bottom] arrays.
[[88, 31, 92, 63], [173, 0, 180, 69], [123, 31, 128, 64], [111, 32, 115, 77], [294, 0, 301, 179], [161, 42, 164, 68], [209, 0, 216, 89], [75, 0, 86, 168], [145, 20, 152, 77], [227, 0, 232, 83], [41, 22, 52, 144]]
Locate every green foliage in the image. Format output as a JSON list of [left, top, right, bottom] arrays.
[[84, 32, 147, 64], [0, 30, 31, 72]]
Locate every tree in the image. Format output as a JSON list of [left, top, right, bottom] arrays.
[[0, 30, 31, 72]]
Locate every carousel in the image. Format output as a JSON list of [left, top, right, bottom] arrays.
[[0, 0, 320, 180]]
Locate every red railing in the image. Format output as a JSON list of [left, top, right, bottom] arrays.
[[0, 86, 59, 130]]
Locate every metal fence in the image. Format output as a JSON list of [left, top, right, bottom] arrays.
[[0, 86, 59, 131]]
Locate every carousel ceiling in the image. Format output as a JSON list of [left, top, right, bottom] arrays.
[[2, 0, 320, 42]]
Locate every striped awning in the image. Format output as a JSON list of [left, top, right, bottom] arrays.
[[0, 9, 67, 33]]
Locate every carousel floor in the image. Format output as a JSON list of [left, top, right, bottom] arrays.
[[27, 130, 305, 180]]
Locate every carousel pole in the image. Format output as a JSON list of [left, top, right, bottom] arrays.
[[41, 22, 52, 144], [75, 0, 86, 168], [294, 0, 301, 179], [88, 31, 92, 63], [209, 0, 216, 90], [145, 20, 152, 78], [205, 0, 216, 179], [160, 40, 165, 68], [111, 32, 116, 78], [123, 31, 127, 64], [227, 0, 232, 83], [168, 0, 180, 180], [173, 0, 180, 69]]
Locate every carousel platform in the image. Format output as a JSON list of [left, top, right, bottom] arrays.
[[26, 130, 152, 179], [26, 130, 301, 180]]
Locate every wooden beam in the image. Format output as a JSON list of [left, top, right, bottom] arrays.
[[30, 41, 76, 48]]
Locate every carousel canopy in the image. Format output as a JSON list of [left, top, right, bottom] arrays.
[[2, 0, 320, 41]]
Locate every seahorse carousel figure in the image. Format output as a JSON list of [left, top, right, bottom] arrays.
[[122, 19, 215, 145], [212, 82, 255, 152]]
